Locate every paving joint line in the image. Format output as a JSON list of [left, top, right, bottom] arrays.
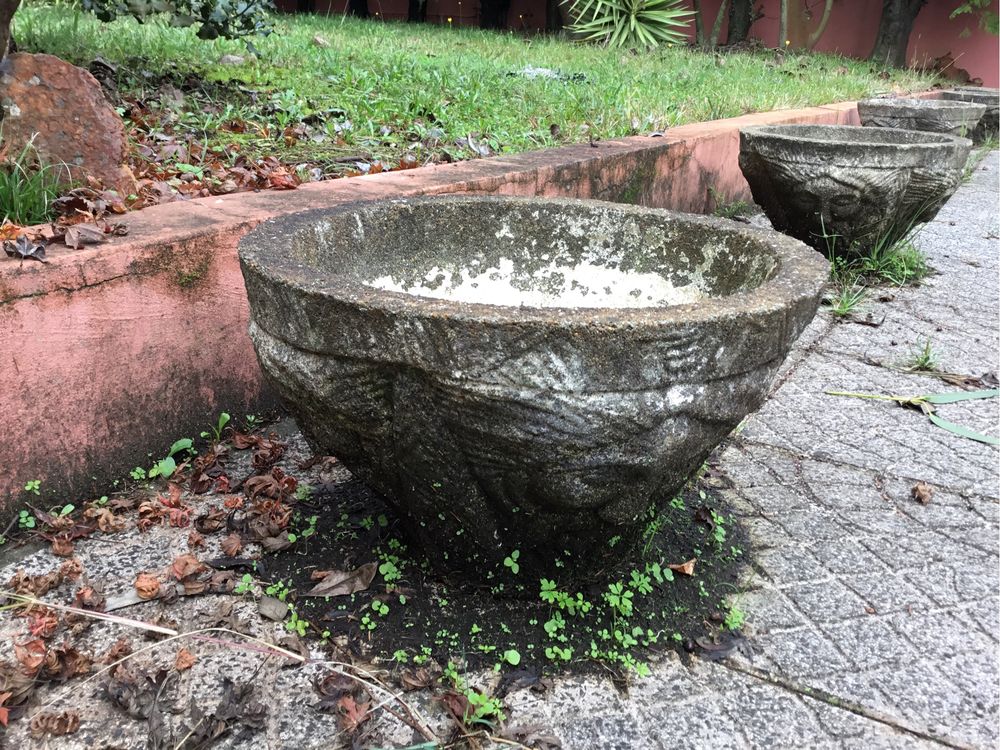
[[715, 658, 977, 749]]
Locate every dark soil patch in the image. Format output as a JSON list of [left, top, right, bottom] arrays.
[[265, 456, 750, 677]]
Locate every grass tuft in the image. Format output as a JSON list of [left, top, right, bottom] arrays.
[[0, 137, 65, 225]]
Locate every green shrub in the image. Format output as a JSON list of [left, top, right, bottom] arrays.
[[81, 0, 273, 41], [563, 0, 693, 49]]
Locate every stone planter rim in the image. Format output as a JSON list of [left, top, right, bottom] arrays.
[[740, 123, 972, 158], [858, 96, 987, 113], [239, 195, 828, 329]]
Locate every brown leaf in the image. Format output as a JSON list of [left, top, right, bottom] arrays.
[[30, 709, 80, 737], [63, 222, 109, 249], [399, 663, 442, 691], [194, 507, 227, 534], [667, 558, 696, 576], [220, 533, 243, 557], [58, 559, 83, 581], [304, 563, 377, 598], [174, 648, 196, 672], [336, 693, 371, 734], [14, 640, 46, 673], [102, 637, 133, 664], [50, 536, 75, 557], [73, 585, 106, 611], [912, 481, 933, 505], [170, 554, 206, 581], [188, 530, 206, 549], [27, 609, 60, 639], [84, 507, 126, 533], [41, 643, 91, 681], [7, 569, 63, 596], [135, 572, 160, 600]]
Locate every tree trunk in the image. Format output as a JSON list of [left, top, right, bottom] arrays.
[[707, 0, 730, 48], [869, 0, 927, 67], [479, 0, 510, 28], [0, 0, 20, 64], [777, 0, 787, 48], [726, 0, 753, 44], [693, 0, 705, 46], [806, 0, 834, 49]]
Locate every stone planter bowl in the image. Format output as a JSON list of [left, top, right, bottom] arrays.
[[940, 87, 999, 143], [739, 125, 971, 256], [857, 97, 986, 138], [239, 197, 827, 584]]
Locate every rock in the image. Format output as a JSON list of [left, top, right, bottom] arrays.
[[239, 197, 827, 584], [0, 53, 135, 196], [739, 124, 970, 256], [857, 97, 986, 139], [217, 54, 247, 66]]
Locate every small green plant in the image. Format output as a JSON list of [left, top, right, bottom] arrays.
[[629, 569, 653, 595], [17, 509, 36, 530], [23, 479, 41, 496], [503, 550, 520, 574], [148, 438, 194, 480], [372, 600, 390, 617], [544, 645, 573, 662], [709, 187, 752, 219], [724, 604, 746, 631], [285, 609, 309, 637], [604, 582, 634, 617], [502, 649, 521, 666], [903, 339, 939, 373], [54, 504, 75, 517], [825, 283, 867, 317], [130, 467, 147, 481], [709, 510, 727, 545], [200, 412, 231, 443], [234, 573, 254, 595]]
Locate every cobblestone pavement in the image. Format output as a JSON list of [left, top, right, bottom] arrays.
[[1, 154, 996, 750]]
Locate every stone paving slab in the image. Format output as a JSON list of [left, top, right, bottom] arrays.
[[0, 155, 997, 750]]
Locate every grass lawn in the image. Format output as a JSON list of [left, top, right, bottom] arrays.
[[15, 4, 939, 200]]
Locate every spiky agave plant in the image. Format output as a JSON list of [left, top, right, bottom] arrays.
[[564, 0, 693, 49]]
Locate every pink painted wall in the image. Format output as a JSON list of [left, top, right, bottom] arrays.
[[693, 0, 999, 87]]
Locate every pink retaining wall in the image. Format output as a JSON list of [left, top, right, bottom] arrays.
[[694, 0, 999, 87], [0, 101, 868, 511]]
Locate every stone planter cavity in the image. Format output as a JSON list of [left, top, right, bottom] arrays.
[[940, 87, 1000, 143], [239, 197, 827, 584], [857, 97, 986, 138], [739, 125, 971, 256]]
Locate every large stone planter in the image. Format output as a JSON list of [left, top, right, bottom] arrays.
[[940, 87, 999, 143], [239, 197, 827, 583], [739, 125, 971, 256], [857, 97, 986, 138]]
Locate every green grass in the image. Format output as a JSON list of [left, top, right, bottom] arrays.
[[0, 137, 66, 225], [15, 2, 938, 169]]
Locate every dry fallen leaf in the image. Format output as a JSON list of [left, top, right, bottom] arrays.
[[50, 536, 75, 558], [304, 563, 377, 598], [29, 709, 80, 737], [135, 572, 160, 600], [174, 648, 197, 672], [220, 533, 243, 557], [667, 558, 696, 576], [170, 554, 206, 581], [911, 481, 933, 505]]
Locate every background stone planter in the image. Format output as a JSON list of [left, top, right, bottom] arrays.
[[940, 87, 1000, 143], [239, 196, 827, 583], [739, 124, 971, 256], [857, 97, 986, 138]]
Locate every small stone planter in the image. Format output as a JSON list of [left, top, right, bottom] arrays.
[[739, 125, 971, 256], [940, 87, 1000, 143], [857, 97, 986, 138], [239, 197, 827, 584]]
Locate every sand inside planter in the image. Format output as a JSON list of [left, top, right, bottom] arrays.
[[365, 255, 705, 308]]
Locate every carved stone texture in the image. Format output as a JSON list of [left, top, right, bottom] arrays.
[[239, 197, 828, 583], [940, 88, 1000, 143], [739, 125, 970, 257], [857, 97, 986, 139], [0, 53, 136, 196]]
